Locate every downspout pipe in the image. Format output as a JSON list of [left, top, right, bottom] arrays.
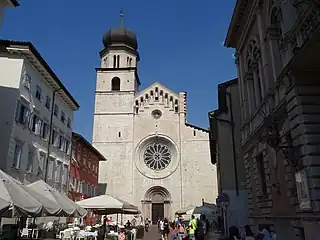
[[226, 92, 239, 196], [44, 88, 61, 182]]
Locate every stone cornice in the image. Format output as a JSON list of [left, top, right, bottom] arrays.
[[225, 0, 256, 48]]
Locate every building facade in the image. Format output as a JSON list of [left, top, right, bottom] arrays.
[[93, 23, 218, 222], [225, 0, 320, 239], [68, 132, 106, 225], [209, 79, 249, 234], [0, 0, 19, 30], [69, 132, 106, 201], [0, 40, 79, 193]]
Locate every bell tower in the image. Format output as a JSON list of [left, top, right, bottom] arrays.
[[93, 10, 138, 197], [97, 9, 140, 93]]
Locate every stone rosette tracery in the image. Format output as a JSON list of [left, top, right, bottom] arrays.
[[144, 142, 171, 170], [134, 135, 179, 179]]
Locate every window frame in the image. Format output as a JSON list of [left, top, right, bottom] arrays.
[[35, 85, 42, 101], [13, 139, 23, 169]]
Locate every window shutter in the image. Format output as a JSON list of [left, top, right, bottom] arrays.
[[36, 119, 42, 135], [15, 101, 21, 122], [28, 112, 34, 130], [24, 109, 31, 125]]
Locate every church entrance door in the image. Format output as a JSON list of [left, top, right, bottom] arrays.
[[142, 186, 172, 224], [152, 203, 164, 224]]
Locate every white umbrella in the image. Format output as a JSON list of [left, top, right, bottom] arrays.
[[24, 181, 62, 216], [59, 192, 87, 217], [76, 194, 139, 214], [27, 180, 77, 216], [186, 205, 217, 216], [0, 198, 10, 216], [0, 170, 42, 216], [175, 205, 195, 215]]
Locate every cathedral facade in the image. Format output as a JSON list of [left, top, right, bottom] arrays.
[[93, 23, 217, 221]]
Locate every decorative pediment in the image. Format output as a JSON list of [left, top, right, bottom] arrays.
[[134, 82, 180, 113]]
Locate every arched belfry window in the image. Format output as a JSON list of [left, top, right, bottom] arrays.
[[113, 55, 116, 68], [111, 77, 120, 91]]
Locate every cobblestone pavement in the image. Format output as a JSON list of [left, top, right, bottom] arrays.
[[142, 225, 161, 240], [140, 226, 221, 240], [204, 231, 222, 240]]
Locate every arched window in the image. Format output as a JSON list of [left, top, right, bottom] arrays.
[[111, 77, 120, 91], [267, 1, 284, 81], [113, 55, 116, 68], [117, 55, 120, 68]]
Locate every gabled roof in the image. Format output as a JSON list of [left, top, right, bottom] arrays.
[[135, 82, 179, 99], [0, 40, 80, 110], [72, 132, 106, 161]]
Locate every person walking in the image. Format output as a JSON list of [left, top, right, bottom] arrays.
[[188, 215, 197, 240], [163, 218, 170, 240], [177, 223, 186, 240], [228, 226, 241, 240], [160, 218, 165, 240], [244, 225, 255, 240]]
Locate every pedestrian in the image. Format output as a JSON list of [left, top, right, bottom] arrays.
[[177, 223, 186, 240], [188, 215, 197, 240], [228, 226, 241, 240], [164, 218, 170, 240], [170, 222, 178, 240], [244, 225, 255, 240], [159, 218, 165, 240]]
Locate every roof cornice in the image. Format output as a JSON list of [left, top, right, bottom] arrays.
[[0, 40, 80, 110], [225, 0, 253, 48], [9, 0, 19, 7], [72, 132, 107, 161]]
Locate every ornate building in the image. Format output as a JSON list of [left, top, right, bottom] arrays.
[[92, 17, 218, 222], [225, 0, 320, 239]]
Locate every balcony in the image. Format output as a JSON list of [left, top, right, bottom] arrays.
[[282, 3, 320, 71]]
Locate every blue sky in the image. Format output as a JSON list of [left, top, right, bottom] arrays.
[[2, 0, 237, 141]]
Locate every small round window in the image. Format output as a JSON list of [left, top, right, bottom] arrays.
[[152, 109, 162, 119]]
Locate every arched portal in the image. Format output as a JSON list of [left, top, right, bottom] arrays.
[[142, 186, 171, 224]]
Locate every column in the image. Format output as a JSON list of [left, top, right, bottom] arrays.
[[252, 63, 262, 107], [245, 72, 255, 115], [235, 54, 245, 122], [258, 61, 266, 96], [256, 3, 269, 93], [238, 53, 249, 121], [266, 28, 283, 82], [164, 201, 171, 219]]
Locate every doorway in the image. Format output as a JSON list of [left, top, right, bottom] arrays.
[[142, 186, 171, 223], [152, 203, 164, 224]]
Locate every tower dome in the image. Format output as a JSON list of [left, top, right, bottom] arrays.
[[102, 10, 138, 50], [102, 27, 138, 50]]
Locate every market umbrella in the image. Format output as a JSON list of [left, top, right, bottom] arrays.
[[27, 180, 77, 216], [0, 170, 42, 216], [59, 192, 87, 217], [24, 181, 63, 216], [76, 194, 139, 215], [0, 198, 10, 216], [186, 205, 217, 216], [175, 205, 195, 215]]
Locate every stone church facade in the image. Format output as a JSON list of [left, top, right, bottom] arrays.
[[92, 23, 217, 221]]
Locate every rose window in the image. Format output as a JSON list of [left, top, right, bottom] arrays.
[[144, 143, 171, 170]]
